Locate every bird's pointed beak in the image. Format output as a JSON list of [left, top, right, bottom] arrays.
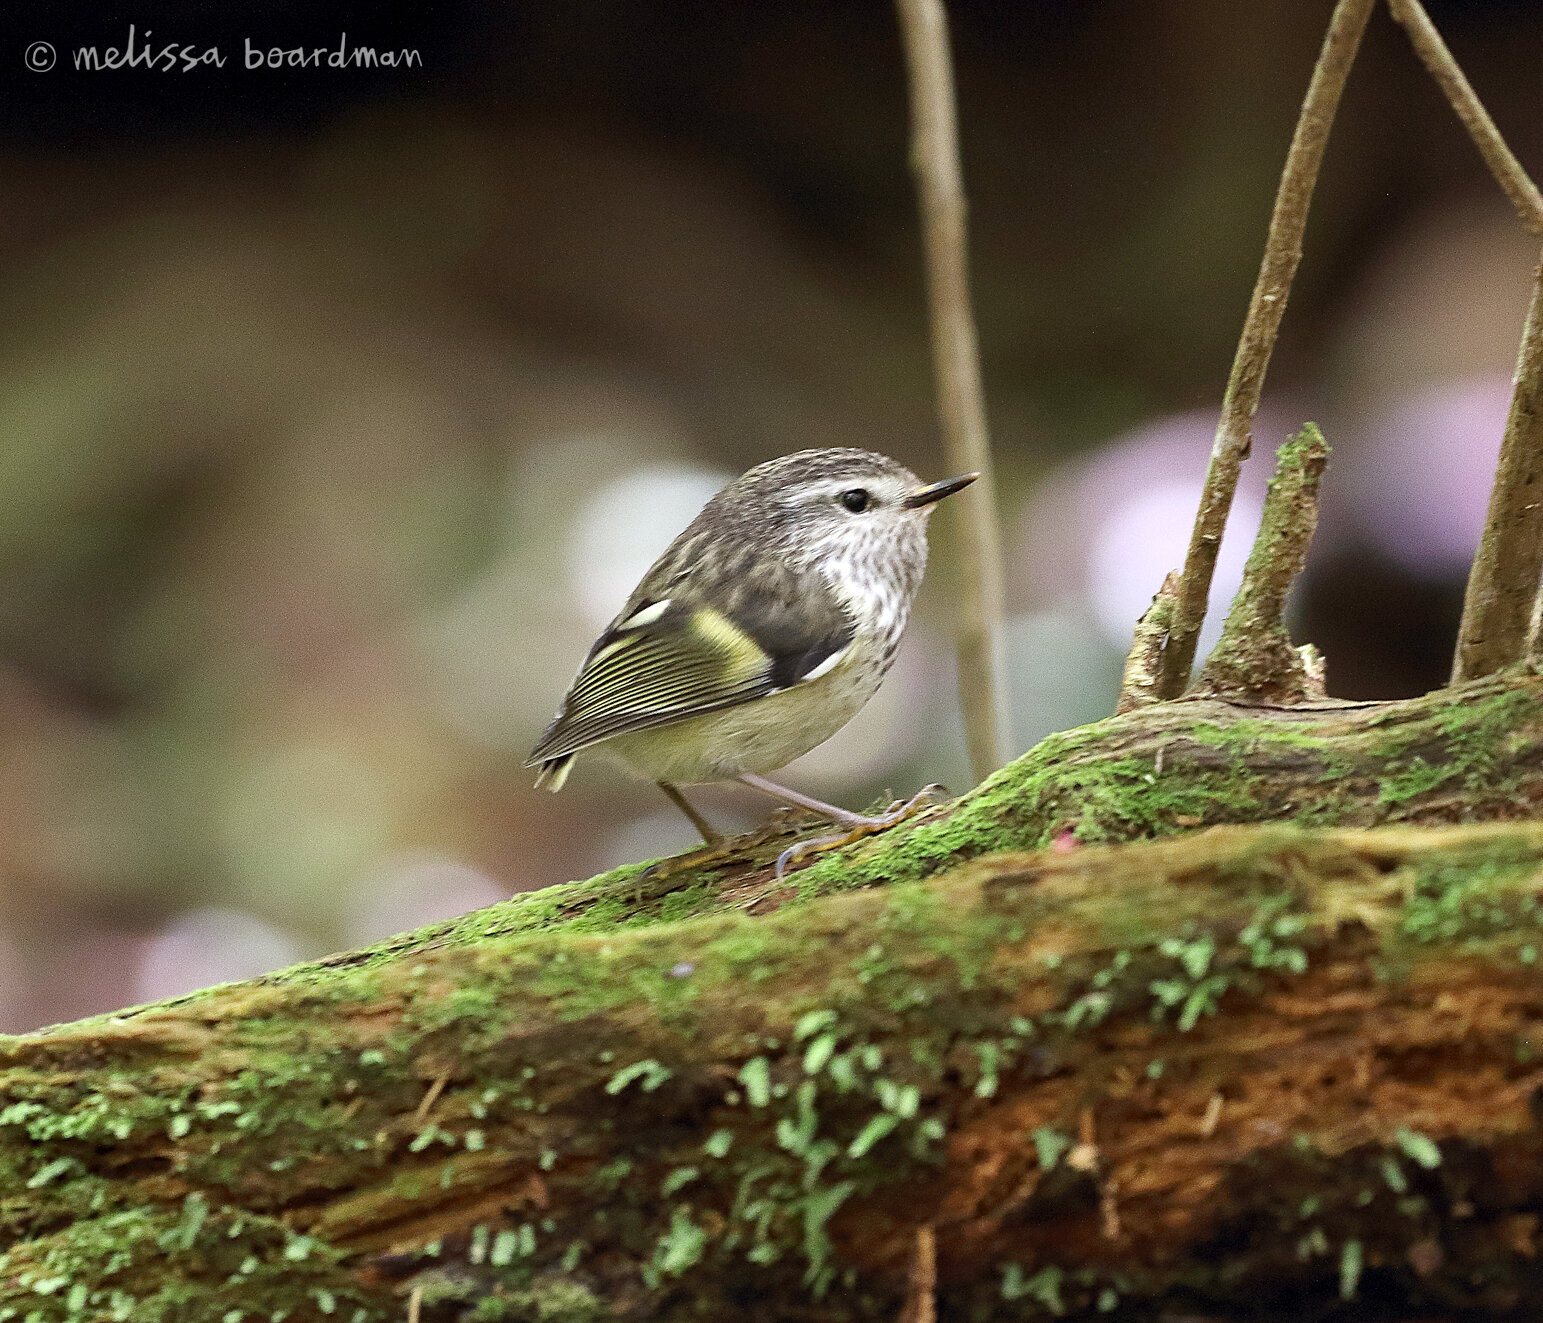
[[903, 471, 979, 509]]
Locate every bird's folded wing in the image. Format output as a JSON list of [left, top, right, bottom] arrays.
[[526, 591, 855, 764]]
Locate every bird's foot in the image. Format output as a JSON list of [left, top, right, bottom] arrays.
[[643, 809, 810, 881], [774, 785, 945, 881]]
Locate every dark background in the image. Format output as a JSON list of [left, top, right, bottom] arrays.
[[0, 0, 1538, 1029]]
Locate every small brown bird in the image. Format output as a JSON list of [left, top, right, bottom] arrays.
[[528, 447, 976, 868]]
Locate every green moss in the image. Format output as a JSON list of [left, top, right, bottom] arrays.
[[1377, 756, 1452, 805], [0, 1203, 385, 1321], [6, 817, 1543, 1319], [787, 728, 1267, 898], [1396, 845, 1543, 949], [17, 677, 1535, 1069], [465, 1278, 607, 1322], [1375, 681, 1537, 807]]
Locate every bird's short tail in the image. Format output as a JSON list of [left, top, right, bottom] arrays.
[[532, 755, 573, 792]]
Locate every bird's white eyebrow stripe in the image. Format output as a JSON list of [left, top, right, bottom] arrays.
[[786, 479, 875, 502], [618, 600, 672, 630]]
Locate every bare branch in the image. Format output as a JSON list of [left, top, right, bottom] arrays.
[[1381, 0, 1543, 679], [1452, 250, 1543, 681], [1388, 0, 1543, 236], [1155, 0, 1377, 700], [1196, 424, 1331, 701], [895, 0, 1007, 778]]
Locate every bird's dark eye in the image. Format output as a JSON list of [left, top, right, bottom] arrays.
[[839, 488, 871, 513]]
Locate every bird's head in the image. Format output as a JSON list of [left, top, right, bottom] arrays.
[[708, 447, 977, 572]]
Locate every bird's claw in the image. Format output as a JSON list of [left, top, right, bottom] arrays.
[[879, 783, 947, 820], [773, 785, 945, 881]]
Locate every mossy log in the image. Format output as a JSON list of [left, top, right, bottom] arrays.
[[4, 669, 1543, 1322]]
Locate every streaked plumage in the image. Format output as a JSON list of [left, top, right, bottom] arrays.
[[527, 447, 974, 841]]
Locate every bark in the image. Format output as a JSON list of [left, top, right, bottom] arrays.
[[1195, 424, 1330, 703], [5, 668, 1543, 1321]]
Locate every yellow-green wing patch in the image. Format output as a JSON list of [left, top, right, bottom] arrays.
[[527, 602, 773, 762]]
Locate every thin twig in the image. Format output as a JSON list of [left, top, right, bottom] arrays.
[[1099, 1176, 1122, 1241], [1452, 250, 1543, 681], [1201, 1092, 1225, 1138], [1197, 425, 1331, 701], [1155, 0, 1378, 700], [895, 0, 1007, 778], [897, 1225, 937, 1323], [1387, 0, 1543, 236], [412, 1070, 450, 1124]]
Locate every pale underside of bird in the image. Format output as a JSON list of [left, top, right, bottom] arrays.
[[526, 447, 976, 864]]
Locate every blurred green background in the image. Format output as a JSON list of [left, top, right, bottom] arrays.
[[0, 0, 1539, 1028]]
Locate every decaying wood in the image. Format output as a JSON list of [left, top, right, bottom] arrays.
[[4, 667, 1543, 1321]]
